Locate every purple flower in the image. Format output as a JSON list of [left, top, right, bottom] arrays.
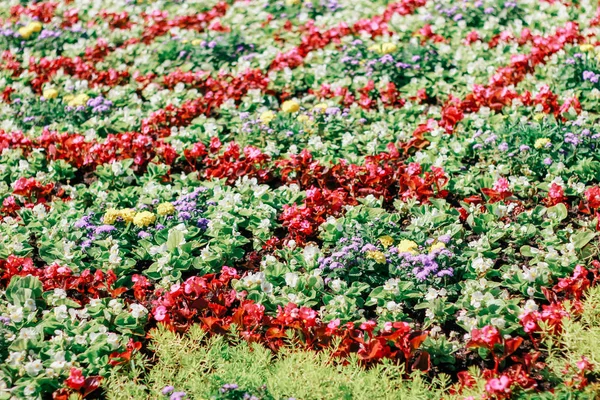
[[95, 225, 116, 234], [543, 157, 553, 165], [162, 386, 174, 395], [197, 218, 209, 230], [498, 142, 509, 151], [138, 231, 152, 239], [564, 132, 581, 146], [170, 392, 186, 400]]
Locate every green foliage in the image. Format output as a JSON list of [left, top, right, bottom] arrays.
[[104, 325, 470, 400]]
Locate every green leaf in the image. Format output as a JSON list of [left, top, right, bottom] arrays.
[[167, 229, 185, 252], [572, 230, 596, 249]]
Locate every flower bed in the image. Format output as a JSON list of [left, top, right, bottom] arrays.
[[1, 0, 600, 398]]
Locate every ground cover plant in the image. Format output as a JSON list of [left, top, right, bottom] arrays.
[[1, 0, 600, 398]]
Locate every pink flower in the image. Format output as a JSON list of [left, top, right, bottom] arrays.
[[153, 305, 168, 322], [492, 177, 510, 193], [485, 375, 512, 395]]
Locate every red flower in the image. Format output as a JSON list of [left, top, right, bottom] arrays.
[[585, 186, 600, 209], [65, 368, 85, 390]]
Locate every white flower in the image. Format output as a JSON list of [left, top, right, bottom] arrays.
[[285, 273, 299, 288], [330, 279, 343, 292], [129, 304, 148, 319], [54, 305, 68, 322], [24, 359, 44, 377]]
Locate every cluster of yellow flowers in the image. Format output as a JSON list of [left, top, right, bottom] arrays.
[[63, 93, 89, 107], [157, 202, 176, 216], [368, 42, 397, 55], [260, 102, 332, 126], [43, 88, 59, 100], [103, 208, 156, 227], [281, 100, 300, 113], [366, 250, 387, 264], [534, 138, 551, 149], [397, 239, 419, 254], [19, 22, 43, 40]]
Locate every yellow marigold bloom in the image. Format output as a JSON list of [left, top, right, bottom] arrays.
[[67, 93, 89, 107], [103, 208, 120, 225], [260, 110, 275, 124], [379, 236, 394, 248], [580, 44, 594, 52], [133, 211, 156, 227], [286, 0, 301, 4], [191, 39, 202, 46], [120, 208, 136, 223], [312, 103, 328, 113], [534, 138, 551, 149], [18, 27, 35, 40], [533, 113, 546, 121], [429, 242, 446, 253], [366, 250, 387, 264], [157, 202, 176, 216], [281, 100, 300, 113], [381, 43, 397, 54], [29, 22, 43, 33], [397, 239, 418, 254], [43, 88, 59, 99]]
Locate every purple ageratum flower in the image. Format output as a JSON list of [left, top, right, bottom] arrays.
[[498, 142, 509, 151], [438, 235, 451, 244], [95, 225, 116, 234], [361, 244, 377, 252], [564, 132, 581, 146], [197, 218, 209, 230], [162, 386, 174, 395], [138, 231, 152, 239], [543, 157, 553, 165], [170, 392, 186, 400], [484, 7, 495, 14], [0, 316, 10, 325], [178, 212, 191, 221], [220, 383, 239, 393], [519, 145, 530, 152]]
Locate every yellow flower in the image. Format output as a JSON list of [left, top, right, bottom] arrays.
[[312, 103, 328, 113], [260, 110, 275, 124], [429, 242, 446, 253], [297, 114, 309, 123], [103, 208, 120, 225], [18, 22, 43, 39], [43, 88, 58, 99], [281, 100, 300, 113], [580, 44, 595, 52], [368, 44, 381, 52], [29, 22, 43, 33], [191, 39, 202, 46], [133, 211, 156, 227], [157, 202, 176, 216], [381, 43, 397, 54], [366, 250, 387, 264], [533, 113, 546, 122], [378, 236, 394, 248], [397, 239, 418, 254], [119, 208, 136, 223], [18, 27, 35, 40], [67, 93, 89, 107], [286, 0, 301, 5], [534, 138, 551, 149]]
